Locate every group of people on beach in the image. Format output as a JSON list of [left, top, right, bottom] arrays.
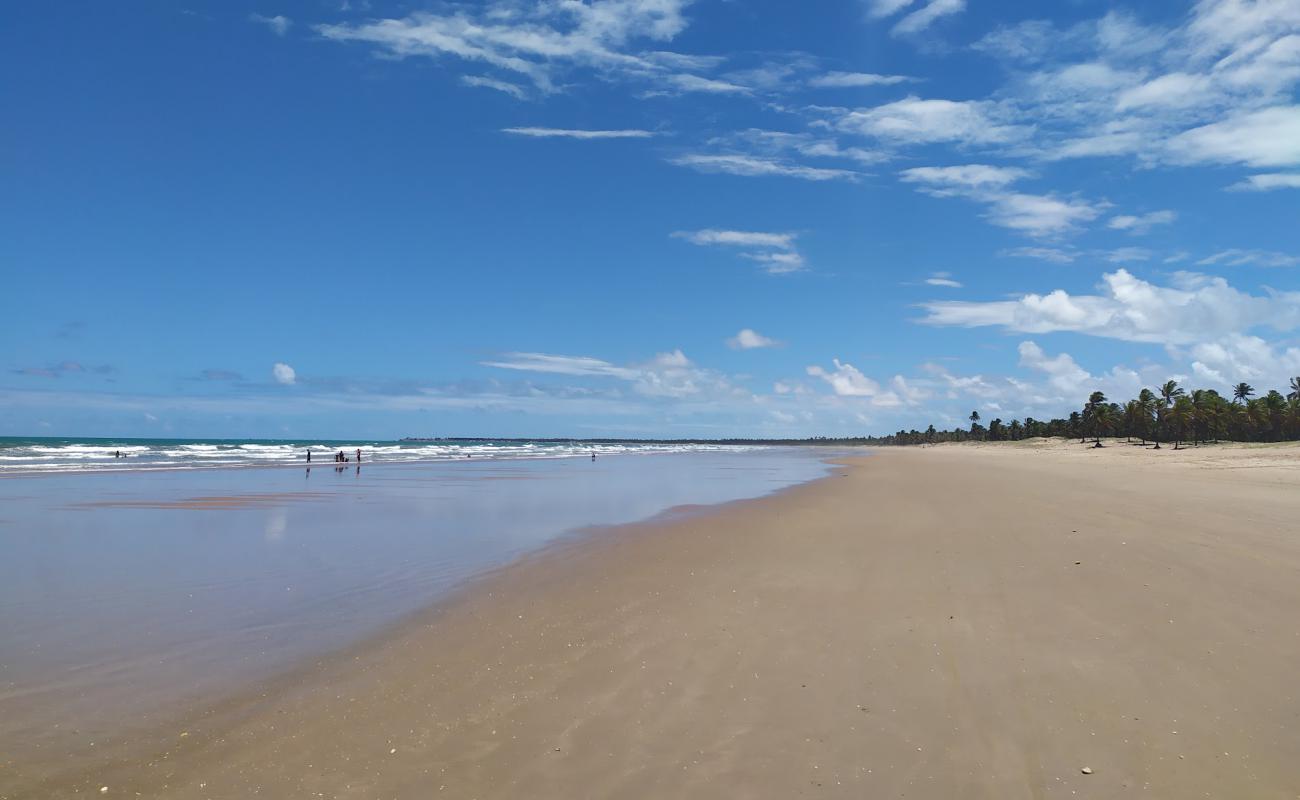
[[306, 449, 361, 464]]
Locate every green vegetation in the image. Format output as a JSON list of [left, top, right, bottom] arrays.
[[879, 377, 1300, 448]]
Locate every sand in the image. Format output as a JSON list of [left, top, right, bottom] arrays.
[[9, 440, 1300, 799]]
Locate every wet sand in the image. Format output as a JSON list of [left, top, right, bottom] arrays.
[[8, 441, 1300, 799]]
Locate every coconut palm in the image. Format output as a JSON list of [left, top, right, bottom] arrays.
[[1090, 402, 1114, 446], [1290, 377, 1300, 402], [1169, 396, 1194, 448], [1137, 388, 1157, 444], [1233, 382, 1255, 404], [1153, 380, 1183, 449]]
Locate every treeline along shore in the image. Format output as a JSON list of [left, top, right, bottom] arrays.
[[410, 376, 1300, 450], [890, 377, 1300, 448]]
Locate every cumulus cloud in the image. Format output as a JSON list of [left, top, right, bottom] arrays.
[[727, 328, 779, 349], [272, 362, 297, 385], [807, 359, 882, 397], [920, 268, 1300, 345], [673, 228, 807, 274], [900, 164, 1102, 237], [503, 127, 657, 139], [806, 359, 927, 408], [1190, 333, 1300, 385], [1017, 341, 1091, 393]]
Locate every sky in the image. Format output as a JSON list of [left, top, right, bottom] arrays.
[[3, 0, 1300, 439]]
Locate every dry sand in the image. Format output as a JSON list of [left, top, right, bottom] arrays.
[[9, 440, 1300, 799]]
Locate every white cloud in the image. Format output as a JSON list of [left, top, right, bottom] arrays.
[[805, 359, 926, 408], [962, 3, 1300, 183], [727, 329, 779, 349], [1102, 246, 1153, 263], [865, 0, 916, 19], [665, 73, 750, 94], [1228, 172, 1300, 191], [900, 164, 1102, 237], [482, 349, 734, 400], [669, 154, 860, 181], [808, 71, 913, 88], [272, 362, 296, 385], [704, 129, 889, 168], [674, 229, 795, 249], [673, 229, 807, 274], [1017, 341, 1090, 393], [461, 75, 528, 99], [925, 272, 962, 287], [1197, 248, 1300, 267], [316, 0, 694, 94], [1107, 210, 1177, 234], [1002, 246, 1079, 263], [892, 0, 966, 36], [837, 96, 1028, 146], [807, 359, 881, 397], [1167, 105, 1300, 167], [739, 251, 807, 273], [1190, 334, 1300, 385], [250, 14, 292, 36], [503, 127, 657, 139], [920, 268, 1300, 345], [898, 164, 1032, 190]]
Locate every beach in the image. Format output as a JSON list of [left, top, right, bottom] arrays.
[[7, 440, 1300, 798]]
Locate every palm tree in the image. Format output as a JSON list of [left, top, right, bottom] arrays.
[[1090, 403, 1114, 447], [1233, 382, 1255, 404], [1169, 395, 1194, 448], [1084, 391, 1107, 445], [1137, 388, 1156, 444], [1290, 377, 1300, 402], [1154, 380, 1184, 450]]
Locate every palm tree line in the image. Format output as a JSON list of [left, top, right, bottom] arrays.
[[875, 377, 1300, 448]]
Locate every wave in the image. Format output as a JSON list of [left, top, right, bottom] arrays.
[[0, 439, 765, 474]]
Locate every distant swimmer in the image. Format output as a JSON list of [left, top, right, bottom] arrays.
[[591, 451, 596, 461], [114, 450, 121, 458], [356, 448, 361, 463], [307, 450, 312, 463]]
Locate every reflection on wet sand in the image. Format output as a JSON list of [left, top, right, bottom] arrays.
[[0, 450, 832, 779]]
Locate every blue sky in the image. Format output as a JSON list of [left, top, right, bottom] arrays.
[[4, 0, 1299, 438]]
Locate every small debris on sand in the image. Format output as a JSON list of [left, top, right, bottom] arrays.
[[1081, 767, 1093, 775]]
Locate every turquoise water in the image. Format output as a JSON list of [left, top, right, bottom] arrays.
[[0, 448, 839, 759]]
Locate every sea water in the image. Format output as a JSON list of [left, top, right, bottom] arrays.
[[0, 446, 837, 759]]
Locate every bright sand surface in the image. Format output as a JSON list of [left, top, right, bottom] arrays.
[[8, 440, 1300, 799]]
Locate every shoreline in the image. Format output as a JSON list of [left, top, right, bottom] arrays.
[[9, 442, 1300, 798], [0, 444, 829, 480], [0, 450, 841, 796]]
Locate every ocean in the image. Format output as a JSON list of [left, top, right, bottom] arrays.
[[0, 443, 842, 763], [0, 436, 764, 474]]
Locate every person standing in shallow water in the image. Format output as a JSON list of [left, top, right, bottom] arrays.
[[307, 450, 312, 463], [356, 448, 361, 463]]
